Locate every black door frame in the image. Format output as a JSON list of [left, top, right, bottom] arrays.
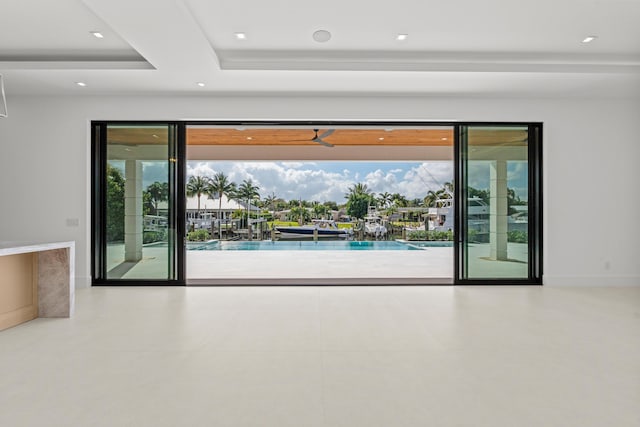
[[454, 123, 543, 285], [92, 120, 542, 286]]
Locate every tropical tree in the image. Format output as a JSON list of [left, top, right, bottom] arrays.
[[409, 198, 423, 207], [323, 200, 338, 211], [346, 182, 371, 198], [144, 181, 169, 215], [423, 190, 439, 208], [391, 193, 408, 207], [312, 201, 329, 219], [263, 192, 279, 223], [346, 193, 373, 219], [468, 187, 489, 204], [186, 175, 211, 216], [274, 198, 288, 212], [345, 182, 375, 219], [208, 172, 236, 239], [288, 206, 311, 224], [106, 164, 125, 241], [378, 191, 392, 208], [235, 179, 261, 228]]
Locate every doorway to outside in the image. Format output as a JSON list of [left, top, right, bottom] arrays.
[[185, 125, 454, 284], [92, 121, 541, 285]]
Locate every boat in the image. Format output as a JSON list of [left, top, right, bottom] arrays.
[[275, 219, 353, 239], [427, 196, 489, 233], [363, 207, 387, 239]]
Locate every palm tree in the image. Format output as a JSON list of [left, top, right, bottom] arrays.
[[186, 175, 211, 217], [236, 179, 261, 228], [391, 192, 408, 207], [288, 206, 311, 224], [263, 192, 278, 224], [345, 182, 374, 219], [423, 190, 439, 208], [145, 181, 169, 215], [312, 201, 328, 219], [378, 191, 392, 209], [207, 172, 235, 239], [208, 172, 236, 239], [345, 182, 371, 199]]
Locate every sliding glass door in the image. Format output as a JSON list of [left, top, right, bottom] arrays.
[[92, 120, 542, 285], [93, 123, 182, 283], [456, 124, 542, 283]]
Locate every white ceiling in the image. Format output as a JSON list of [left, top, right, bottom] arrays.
[[1, 0, 639, 97]]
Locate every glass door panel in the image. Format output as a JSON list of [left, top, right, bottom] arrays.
[[458, 125, 538, 281], [101, 124, 178, 280]]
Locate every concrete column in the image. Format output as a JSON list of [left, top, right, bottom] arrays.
[[124, 160, 143, 262], [489, 160, 508, 260]]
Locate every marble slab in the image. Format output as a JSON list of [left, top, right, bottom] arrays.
[[0, 241, 75, 318]]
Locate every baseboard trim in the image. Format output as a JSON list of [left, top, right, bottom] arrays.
[[188, 277, 453, 286], [543, 275, 640, 287]]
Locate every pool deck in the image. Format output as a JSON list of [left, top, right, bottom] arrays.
[[106, 242, 528, 284], [188, 248, 453, 284]]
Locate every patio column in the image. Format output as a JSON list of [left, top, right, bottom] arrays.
[[489, 160, 508, 260], [124, 159, 143, 262]]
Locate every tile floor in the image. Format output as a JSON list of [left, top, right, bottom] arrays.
[[0, 285, 638, 426]]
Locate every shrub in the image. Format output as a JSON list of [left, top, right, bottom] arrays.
[[187, 229, 210, 241], [143, 230, 167, 244], [508, 230, 528, 243], [407, 230, 427, 241], [406, 230, 453, 241]]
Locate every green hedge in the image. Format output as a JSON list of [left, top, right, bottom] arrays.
[[143, 230, 167, 244], [508, 230, 528, 243], [187, 229, 210, 241], [406, 230, 453, 241]]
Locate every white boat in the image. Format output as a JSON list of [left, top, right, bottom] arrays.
[[427, 197, 489, 233], [275, 219, 353, 239], [363, 208, 387, 239]]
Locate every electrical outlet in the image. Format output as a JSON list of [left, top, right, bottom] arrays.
[[66, 218, 79, 227]]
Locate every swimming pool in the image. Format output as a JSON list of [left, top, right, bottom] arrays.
[[188, 240, 429, 251]]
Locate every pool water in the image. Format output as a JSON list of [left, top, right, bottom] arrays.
[[188, 240, 434, 251]]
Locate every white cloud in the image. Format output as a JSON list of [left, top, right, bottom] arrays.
[[363, 169, 399, 194], [281, 161, 316, 169], [187, 161, 453, 203], [396, 163, 453, 198]]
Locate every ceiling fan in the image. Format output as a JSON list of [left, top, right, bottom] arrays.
[[287, 129, 335, 147]]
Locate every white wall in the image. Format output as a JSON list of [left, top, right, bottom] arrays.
[[0, 95, 638, 287]]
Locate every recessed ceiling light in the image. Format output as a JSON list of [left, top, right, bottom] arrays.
[[582, 36, 597, 43], [75, 82, 86, 87], [90, 31, 104, 39], [234, 32, 247, 40], [313, 30, 332, 43], [396, 34, 408, 41], [246, 136, 253, 140], [152, 134, 159, 139], [196, 82, 205, 87], [378, 137, 385, 141], [441, 137, 448, 141]]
